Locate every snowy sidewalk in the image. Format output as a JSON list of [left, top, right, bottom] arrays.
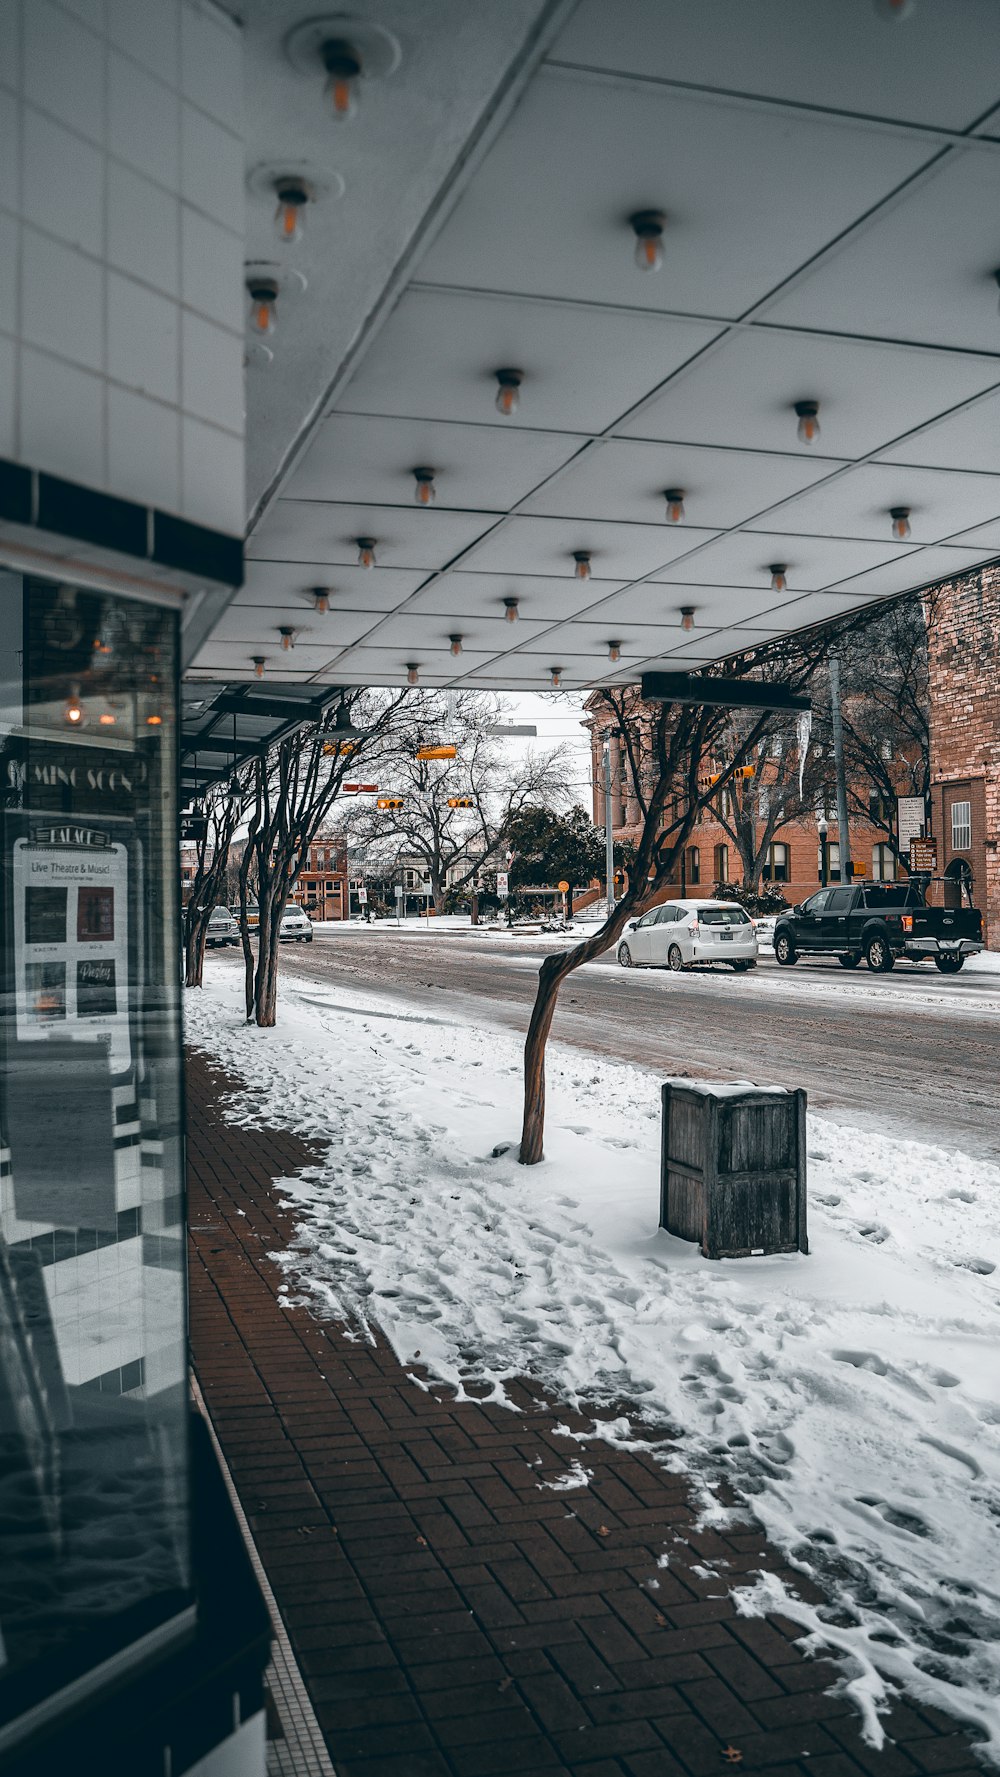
[[186, 1038, 989, 1777]]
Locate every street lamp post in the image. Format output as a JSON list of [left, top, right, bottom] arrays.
[[603, 734, 615, 908], [818, 815, 829, 888]]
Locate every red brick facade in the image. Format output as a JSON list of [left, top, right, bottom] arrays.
[[926, 568, 1000, 949], [291, 832, 349, 920]]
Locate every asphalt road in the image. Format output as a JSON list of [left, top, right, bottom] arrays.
[[273, 927, 1000, 1161]]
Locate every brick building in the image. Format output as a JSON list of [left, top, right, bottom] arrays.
[[291, 833, 349, 921], [926, 568, 1000, 950]]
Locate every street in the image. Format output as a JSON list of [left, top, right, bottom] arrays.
[[270, 926, 1000, 1162]]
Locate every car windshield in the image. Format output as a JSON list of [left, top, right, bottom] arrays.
[[698, 907, 750, 925]]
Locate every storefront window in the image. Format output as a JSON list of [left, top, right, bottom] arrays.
[[0, 573, 190, 1740]]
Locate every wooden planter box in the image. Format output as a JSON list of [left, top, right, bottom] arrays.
[[660, 1082, 808, 1260]]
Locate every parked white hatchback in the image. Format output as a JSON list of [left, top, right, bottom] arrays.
[[618, 899, 758, 971]]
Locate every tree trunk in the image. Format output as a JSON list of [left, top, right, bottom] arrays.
[[184, 905, 211, 987], [238, 843, 256, 1023]]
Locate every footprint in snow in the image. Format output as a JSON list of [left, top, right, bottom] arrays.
[[953, 1256, 996, 1275], [857, 1223, 890, 1243], [831, 1349, 888, 1376], [814, 1193, 841, 1207], [945, 1189, 977, 1203]]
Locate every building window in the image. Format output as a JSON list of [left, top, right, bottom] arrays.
[[687, 846, 700, 884], [871, 844, 896, 881], [951, 800, 972, 851], [0, 573, 190, 1736], [762, 842, 789, 883], [714, 843, 728, 883]]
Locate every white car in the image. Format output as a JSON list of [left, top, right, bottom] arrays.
[[618, 898, 758, 971], [279, 905, 314, 943]]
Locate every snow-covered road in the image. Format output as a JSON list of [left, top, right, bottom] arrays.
[[186, 960, 1000, 1759]]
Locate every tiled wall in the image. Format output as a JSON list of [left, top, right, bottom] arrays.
[[0, 0, 246, 537]]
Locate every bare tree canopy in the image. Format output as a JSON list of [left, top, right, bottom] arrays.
[[182, 770, 254, 988]]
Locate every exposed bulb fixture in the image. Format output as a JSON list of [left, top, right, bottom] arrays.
[[413, 466, 436, 507], [795, 399, 821, 445], [890, 506, 911, 540], [98, 711, 116, 726], [322, 37, 362, 119], [549, 667, 563, 688], [146, 714, 163, 727], [680, 607, 696, 632], [279, 626, 296, 651], [494, 368, 523, 417], [607, 640, 621, 663], [274, 178, 310, 244], [449, 634, 463, 657], [312, 587, 331, 615], [247, 274, 279, 335], [573, 551, 592, 581], [769, 564, 788, 593], [664, 488, 686, 524], [406, 663, 419, 685], [253, 656, 267, 679], [630, 209, 665, 272], [64, 684, 84, 726], [503, 597, 519, 623], [356, 536, 376, 569]]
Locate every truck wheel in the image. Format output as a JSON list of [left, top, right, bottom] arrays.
[[934, 953, 964, 974], [774, 932, 797, 966], [838, 952, 862, 969], [865, 932, 895, 973], [618, 942, 633, 968]]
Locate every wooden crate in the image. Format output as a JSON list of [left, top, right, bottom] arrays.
[[660, 1082, 808, 1260]]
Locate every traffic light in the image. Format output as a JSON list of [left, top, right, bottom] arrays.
[[376, 796, 405, 809], [735, 764, 755, 779], [447, 796, 474, 807], [416, 744, 458, 761]]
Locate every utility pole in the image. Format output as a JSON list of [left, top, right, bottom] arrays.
[[603, 734, 615, 907], [829, 652, 853, 885]]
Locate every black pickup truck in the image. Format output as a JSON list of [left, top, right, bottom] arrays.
[[772, 882, 984, 974]]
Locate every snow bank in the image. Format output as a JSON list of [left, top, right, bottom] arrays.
[[185, 965, 1000, 1757]]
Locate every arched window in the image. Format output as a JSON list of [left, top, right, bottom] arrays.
[[714, 842, 728, 884], [762, 842, 789, 883], [944, 857, 973, 907]]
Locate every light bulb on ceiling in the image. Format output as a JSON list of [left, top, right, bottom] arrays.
[[406, 663, 420, 685], [247, 276, 279, 335], [274, 179, 310, 245], [146, 714, 163, 727], [769, 564, 788, 593], [794, 399, 821, 445], [607, 640, 621, 663], [630, 209, 665, 272], [494, 368, 523, 417], [253, 656, 267, 679], [99, 710, 117, 726], [356, 537, 377, 569], [413, 466, 436, 507], [279, 626, 295, 651], [890, 506, 912, 540], [664, 488, 686, 524], [503, 597, 519, 623], [64, 684, 84, 726], [680, 607, 696, 632], [449, 635, 463, 657], [573, 551, 592, 581], [321, 37, 362, 119], [312, 587, 331, 615], [549, 667, 563, 688]]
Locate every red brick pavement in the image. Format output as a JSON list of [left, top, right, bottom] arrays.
[[186, 1050, 983, 1777]]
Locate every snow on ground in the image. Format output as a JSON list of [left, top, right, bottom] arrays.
[[185, 964, 1000, 1757]]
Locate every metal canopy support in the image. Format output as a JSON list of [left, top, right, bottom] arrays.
[[640, 673, 811, 713]]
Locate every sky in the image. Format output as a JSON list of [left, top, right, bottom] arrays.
[[504, 691, 594, 810]]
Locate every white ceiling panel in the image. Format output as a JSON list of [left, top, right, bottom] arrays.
[[352, 613, 552, 652], [461, 515, 719, 579], [417, 71, 931, 318], [207, 606, 378, 648], [521, 438, 846, 526], [584, 582, 784, 630], [280, 413, 584, 510], [650, 531, 911, 589], [237, 561, 429, 613], [764, 149, 1000, 352], [194, 641, 351, 676], [940, 518, 1000, 551], [404, 570, 625, 623], [824, 545, 990, 601], [553, 0, 1000, 132], [537, 620, 714, 656], [878, 385, 1000, 471], [247, 501, 497, 570], [338, 289, 722, 435], [761, 464, 1000, 545], [619, 328, 1000, 457], [736, 589, 906, 635]]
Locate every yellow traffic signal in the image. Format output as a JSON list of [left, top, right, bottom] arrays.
[[376, 797, 405, 809], [416, 744, 458, 761], [447, 796, 474, 807], [735, 764, 755, 779]]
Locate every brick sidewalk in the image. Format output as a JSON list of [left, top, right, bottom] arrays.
[[186, 1050, 982, 1777]]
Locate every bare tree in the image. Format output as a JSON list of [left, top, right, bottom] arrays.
[[239, 689, 408, 1026], [182, 774, 252, 987], [710, 718, 821, 891], [343, 691, 570, 912], [519, 625, 859, 1165]]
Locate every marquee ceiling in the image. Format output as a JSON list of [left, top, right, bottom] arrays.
[[189, 0, 1000, 693]]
